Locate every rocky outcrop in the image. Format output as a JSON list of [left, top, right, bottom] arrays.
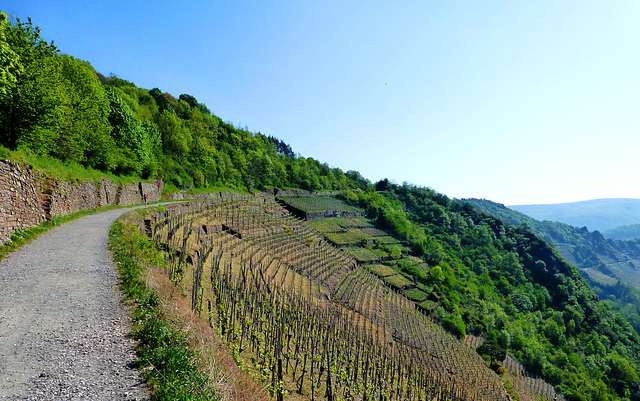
[[0, 159, 164, 244]]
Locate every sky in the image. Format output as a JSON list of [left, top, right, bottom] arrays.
[[3, 1, 640, 206]]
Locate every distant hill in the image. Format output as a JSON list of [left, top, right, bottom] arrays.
[[509, 198, 640, 233], [603, 223, 640, 240]]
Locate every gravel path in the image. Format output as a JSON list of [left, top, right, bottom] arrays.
[[0, 208, 150, 400]]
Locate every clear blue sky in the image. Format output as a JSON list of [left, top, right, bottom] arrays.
[[3, 1, 640, 205]]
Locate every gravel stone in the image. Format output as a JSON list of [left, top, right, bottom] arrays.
[[0, 208, 151, 400]]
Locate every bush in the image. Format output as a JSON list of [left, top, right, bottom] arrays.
[[0, 145, 10, 159], [442, 313, 466, 339]]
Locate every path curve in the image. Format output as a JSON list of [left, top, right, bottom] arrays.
[[0, 207, 150, 400]]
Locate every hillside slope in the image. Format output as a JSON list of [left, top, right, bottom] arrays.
[[148, 186, 640, 401], [464, 198, 640, 334], [148, 196, 562, 401]]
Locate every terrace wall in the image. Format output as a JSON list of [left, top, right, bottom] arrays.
[[0, 159, 164, 244], [305, 210, 366, 221], [268, 188, 340, 197], [169, 191, 227, 201], [277, 200, 365, 221]]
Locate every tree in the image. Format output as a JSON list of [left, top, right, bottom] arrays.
[[55, 55, 114, 168], [442, 313, 466, 338], [158, 109, 191, 160], [107, 87, 158, 174], [477, 336, 507, 363], [607, 350, 639, 387], [0, 16, 59, 150], [0, 12, 22, 96], [375, 178, 390, 192]]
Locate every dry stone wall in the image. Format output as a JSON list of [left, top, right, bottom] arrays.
[[269, 189, 340, 197], [0, 159, 164, 244], [0, 161, 46, 243], [98, 179, 119, 207], [167, 191, 253, 202], [49, 180, 99, 218]]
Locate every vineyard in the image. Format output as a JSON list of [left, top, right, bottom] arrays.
[[279, 197, 365, 214], [146, 195, 564, 401], [303, 203, 434, 311]]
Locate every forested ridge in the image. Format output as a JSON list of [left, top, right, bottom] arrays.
[[0, 14, 369, 192], [1, 12, 640, 401], [464, 198, 640, 336]]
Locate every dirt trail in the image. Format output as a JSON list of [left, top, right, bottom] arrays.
[[0, 208, 150, 400]]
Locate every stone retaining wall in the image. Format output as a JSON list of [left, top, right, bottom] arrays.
[[0, 159, 164, 244], [98, 179, 119, 207], [0, 161, 46, 242], [168, 191, 242, 201], [268, 189, 340, 197], [49, 180, 99, 218]]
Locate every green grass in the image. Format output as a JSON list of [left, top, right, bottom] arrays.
[[325, 230, 368, 246], [402, 288, 428, 302], [8, 148, 138, 185], [279, 196, 364, 213], [109, 212, 220, 401], [360, 227, 386, 237], [308, 218, 346, 233], [368, 264, 399, 277], [418, 299, 437, 311], [343, 246, 382, 262], [381, 273, 414, 289], [373, 235, 403, 245], [335, 216, 372, 229]]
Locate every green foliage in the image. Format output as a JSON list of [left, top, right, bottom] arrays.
[[465, 197, 640, 338], [0, 144, 9, 159], [106, 87, 159, 175], [54, 56, 114, 168], [0, 18, 116, 169], [0, 15, 368, 194], [603, 223, 640, 240], [345, 182, 640, 400], [442, 313, 466, 339], [0, 15, 58, 150], [109, 216, 220, 400], [0, 12, 22, 95]]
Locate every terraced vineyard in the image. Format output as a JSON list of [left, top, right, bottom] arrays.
[[279, 196, 365, 214], [302, 200, 434, 309], [147, 195, 563, 401]]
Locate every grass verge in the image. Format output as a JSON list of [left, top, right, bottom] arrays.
[[109, 212, 220, 401], [6, 147, 138, 185]]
